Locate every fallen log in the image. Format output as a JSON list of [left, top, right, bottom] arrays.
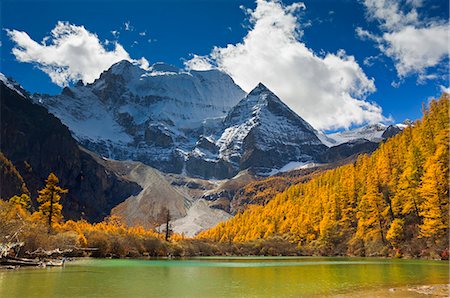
[[0, 257, 41, 267], [0, 265, 17, 270], [25, 247, 99, 258], [26, 247, 73, 257]]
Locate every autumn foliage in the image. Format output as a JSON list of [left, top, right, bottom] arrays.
[[1, 172, 181, 257], [36, 173, 68, 233], [199, 95, 449, 258]]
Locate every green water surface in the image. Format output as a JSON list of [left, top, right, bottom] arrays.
[[0, 257, 448, 297]]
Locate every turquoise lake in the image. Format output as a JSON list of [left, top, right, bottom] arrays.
[[0, 257, 448, 297]]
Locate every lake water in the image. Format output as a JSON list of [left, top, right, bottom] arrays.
[[0, 257, 448, 297]]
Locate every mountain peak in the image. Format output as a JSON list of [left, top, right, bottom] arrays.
[[110, 59, 134, 72], [248, 82, 272, 96], [106, 60, 144, 80], [219, 81, 325, 175]]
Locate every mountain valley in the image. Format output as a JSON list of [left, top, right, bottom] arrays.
[[1, 63, 407, 235]]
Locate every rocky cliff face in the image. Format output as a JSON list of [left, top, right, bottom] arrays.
[[319, 139, 379, 163], [0, 79, 141, 222]]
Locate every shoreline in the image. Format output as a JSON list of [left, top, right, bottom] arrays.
[[2, 253, 448, 268], [2, 254, 448, 271], [336, 284, 450, 297]]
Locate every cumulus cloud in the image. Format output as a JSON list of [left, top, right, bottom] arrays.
[[359, 0, 449, 80], [382, 25, 448, 77], [186, 0, 384, 130], [183, 54, 214, 71], [7, 21, 148, 86]]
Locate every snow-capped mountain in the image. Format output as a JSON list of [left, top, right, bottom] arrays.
[[33, 61, 329, 178], [29, 60, 406, 179], [204, 83, 326, 175], [34, 60, 246, 174], [318, 123, 407, 147]]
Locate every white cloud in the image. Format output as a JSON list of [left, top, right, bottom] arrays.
[[7, 21, 148, 86], [186, 0, 384, 130], [136, 57, 150, 70], [360, 0, 449, 80], [110, 30, 120, 38], [363, 54, 383, 67], [382, 25, 448, 77], [139, 31, 146, 36], [356, 27, 381, 42], [440, 85, 450, 94], [124, 21, 134, 31], [184, 54, 214, 71], [363, 0, 420, 31]]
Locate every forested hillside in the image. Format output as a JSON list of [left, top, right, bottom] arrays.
[[199, 95, 449, 258]]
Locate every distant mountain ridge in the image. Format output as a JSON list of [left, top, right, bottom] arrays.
[[318, 123, 407, 147]]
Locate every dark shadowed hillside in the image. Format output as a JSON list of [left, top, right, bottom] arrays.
[[0, 82, 141, 221]]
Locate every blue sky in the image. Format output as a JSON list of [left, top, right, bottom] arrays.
[[1, 0, 448, 131]]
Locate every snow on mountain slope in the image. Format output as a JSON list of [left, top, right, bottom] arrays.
[[318, 123, 407, 147], [267, 161, 320, 176], [35, 64, 331, 178], [35, 60, 246, 174], [327, 124, 388, 145], [38, 86, 133, 143], [214, 83, 327, 175], [94, 60, 245, 128], [0, 73, 26, 97], [32, 60, 403, 179]]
